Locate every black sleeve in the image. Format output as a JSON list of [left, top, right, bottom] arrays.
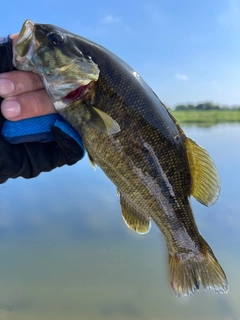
[[0, 36, 84, 183]]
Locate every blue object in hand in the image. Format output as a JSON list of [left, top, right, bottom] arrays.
[[1, 113, 84, 151]]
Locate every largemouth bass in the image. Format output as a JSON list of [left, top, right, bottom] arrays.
[[13, 20, 228, 297]]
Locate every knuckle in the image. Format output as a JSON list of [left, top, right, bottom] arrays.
[[12, 71, 44, 94]]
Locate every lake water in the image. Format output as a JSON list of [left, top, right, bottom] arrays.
[[0, 123, 239, 320]]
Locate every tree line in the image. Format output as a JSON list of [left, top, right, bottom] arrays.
[[174, 102, 240, 111]]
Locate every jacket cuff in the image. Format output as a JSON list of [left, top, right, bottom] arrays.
[[0, 35, 14, 73]]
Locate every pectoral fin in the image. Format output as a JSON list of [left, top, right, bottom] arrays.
[[120, 193, 151, 234], [185, 137, 220, 206], [85, 106, 120, 135]]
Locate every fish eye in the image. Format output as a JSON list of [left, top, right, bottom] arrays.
[[47, 32, 64, 46]]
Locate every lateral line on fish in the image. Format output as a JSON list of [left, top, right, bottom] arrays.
[[133, 142, 198, 253], [143, 142, 177, 202]]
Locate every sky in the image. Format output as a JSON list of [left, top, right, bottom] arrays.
[[1, 0, 240, 108]]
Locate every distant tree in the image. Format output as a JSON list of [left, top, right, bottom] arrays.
[[221, 105, 230, 110], [186, 104, 195, 110], [231, 105, 240, 110], [175, 104, 186, 110], [195, 102, 220, 110], [195, 103, 204, 110], [174, 102, 229, 110]]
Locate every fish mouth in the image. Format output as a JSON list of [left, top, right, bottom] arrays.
[[15, 20, 34, 51], [13, 20, 39, 69], [13, 20, 99, 104]]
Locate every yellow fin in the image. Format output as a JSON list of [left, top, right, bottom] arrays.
[[185, 137, 220, 206], [86, 106, 120, 135], [120, 193, 151, 234]]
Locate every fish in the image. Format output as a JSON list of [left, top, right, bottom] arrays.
[[13, 20, 228, 297]]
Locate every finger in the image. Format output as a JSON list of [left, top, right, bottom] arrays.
[[1, 89, 56, 121], [11, 33, 18, 46], [0, 71, 44, 97]]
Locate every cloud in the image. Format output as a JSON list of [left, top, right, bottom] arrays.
[[99, 15, 132, 34], [175, 73, 189, 81], [101, 15, 121, 24]]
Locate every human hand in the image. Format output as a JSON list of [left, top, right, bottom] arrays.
[[0, 34, 56, 121], [0, 70, 56, 120], [0, 34, 85, 183]]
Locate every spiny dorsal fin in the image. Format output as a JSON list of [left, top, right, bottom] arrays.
[[185, 137, 220, 206], [120, 193, 151, 234], [85, 106, 120, 135]]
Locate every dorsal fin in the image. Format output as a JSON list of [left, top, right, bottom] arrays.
[[185, 137, 220, 206], [120, 193, 151, 234]]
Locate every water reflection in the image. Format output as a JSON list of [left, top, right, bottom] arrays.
[[0, 124, 239, 320]]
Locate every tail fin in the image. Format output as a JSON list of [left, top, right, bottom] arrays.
[[169, 240, 228, 297]]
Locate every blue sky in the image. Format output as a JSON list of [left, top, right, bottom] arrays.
[[1, 0, 240, 108]]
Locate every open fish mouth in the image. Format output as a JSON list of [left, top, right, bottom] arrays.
[[15, 20, 34, 51], [13, 20, 100, 102], [13, 20, 39, 69]]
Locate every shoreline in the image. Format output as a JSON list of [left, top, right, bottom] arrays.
[[170, 109, 240, 124]]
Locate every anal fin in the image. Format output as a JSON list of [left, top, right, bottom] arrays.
[[120, 193, 151, 234]]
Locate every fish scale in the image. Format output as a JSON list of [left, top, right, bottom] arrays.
[[13, 19, 228, 297]]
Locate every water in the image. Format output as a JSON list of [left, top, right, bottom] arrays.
[[0, 124, 239, 320]]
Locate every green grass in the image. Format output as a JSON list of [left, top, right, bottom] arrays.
[[170, 109, 240, 125]]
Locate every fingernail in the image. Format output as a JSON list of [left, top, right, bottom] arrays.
[[0, 78, 15, 95], [1, 99, 21, 118]]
